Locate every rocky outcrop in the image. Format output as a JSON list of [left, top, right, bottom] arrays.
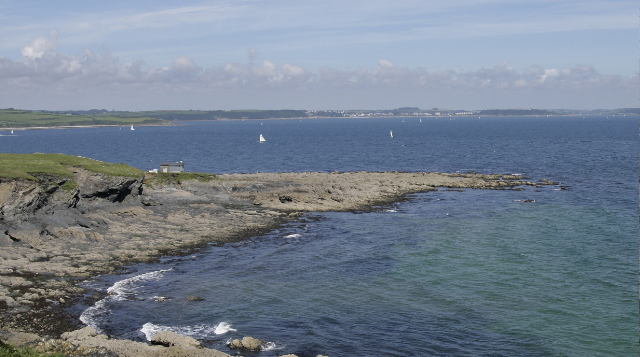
[[228, 336, 263, 351], [0, 170, 556, 338], [0, 327, 231, 357], [0, 167, 143, 225], [151, 331, 201, 349], [73, 167, 143, 203], [0, 330, 40, 346], [0, 177, 65, 224]]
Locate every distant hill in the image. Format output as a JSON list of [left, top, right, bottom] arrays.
[[476, 109, 558, 116], [0, 109, 169, 129], [138, 110, 308, 121]]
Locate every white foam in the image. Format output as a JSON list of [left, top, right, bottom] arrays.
[[214, 322, 237, 335], [140, 322, 228, 341], [261, 341, 279, 351], [284, 233, 302, 239], [79, 299, 108, 334], [80, 269, 172, 333], [141, 322, 168, 341], [107, 268, 172, 300], [384, 209, 397, 213]]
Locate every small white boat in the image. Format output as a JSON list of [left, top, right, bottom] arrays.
[[419, 119, 422, 123], [10, 130, 13, 134], [390, 130, 393, 138], [131, 124, 135, 130], [259, 134, 266, 143]]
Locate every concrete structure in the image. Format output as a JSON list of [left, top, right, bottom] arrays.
[[160, 161, 184, 173]]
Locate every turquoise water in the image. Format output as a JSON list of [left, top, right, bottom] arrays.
[[2, 116, 637, 356]]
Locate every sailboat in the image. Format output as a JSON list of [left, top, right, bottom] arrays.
[[259, 134, 266, 143], [390, 130, 393, 138], [130, 124, 135, 131], [419, 119, 422, 123], [10, 130, 13, 134]]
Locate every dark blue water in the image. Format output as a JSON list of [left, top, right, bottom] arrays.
[[2, 116, 637, 356]]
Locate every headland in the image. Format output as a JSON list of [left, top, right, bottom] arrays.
[[0, 154, 555, 356]]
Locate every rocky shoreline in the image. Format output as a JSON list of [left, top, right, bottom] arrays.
[[0, 169, 553, 356]]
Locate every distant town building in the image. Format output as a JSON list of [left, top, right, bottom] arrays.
[[160, 161, 184, 173]]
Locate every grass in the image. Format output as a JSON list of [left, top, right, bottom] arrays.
[[0, 340, 64, 357], [0, 110, 168, 129], [0, 153, 144, 181]]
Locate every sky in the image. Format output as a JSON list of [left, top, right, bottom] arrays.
[[0, 0, 637, 111]]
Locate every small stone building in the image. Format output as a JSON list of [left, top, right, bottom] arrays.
[[160, 161, 184, 173]]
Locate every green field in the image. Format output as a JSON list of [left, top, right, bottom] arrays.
[[0, 153, 144, 181], [0, 110, 169, 129], [132, 109, 308, 121]]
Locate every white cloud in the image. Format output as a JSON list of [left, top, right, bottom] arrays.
[[172, 55, 201, 73], [256, 60, 278, 77], [541, 68, 559, 82], [0, 39, 636, 110], [282, 63, 306, 77], [377, 59, 394, 69], [21, 30, 58, 58]]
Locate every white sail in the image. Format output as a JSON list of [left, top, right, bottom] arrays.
[[259, 134, 266, 143], [419, 118, 422, 123], [10, 130, 13, 134], [390, 130, 393, 138], [131, 124, 135, 130]]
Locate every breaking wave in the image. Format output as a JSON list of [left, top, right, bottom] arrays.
[[140, 322, 236, 341], [80, 269, 173, 333]]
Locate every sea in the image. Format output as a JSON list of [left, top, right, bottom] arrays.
[[0, 115, 637, 356]]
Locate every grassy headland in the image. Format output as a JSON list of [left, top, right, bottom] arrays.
[[0, 109, 169, 129], [0, 153, 144, 181]]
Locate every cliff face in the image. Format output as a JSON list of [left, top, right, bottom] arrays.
[[0, 168, 143, 247]]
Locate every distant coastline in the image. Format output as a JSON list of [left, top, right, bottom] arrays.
[[0, 123, 177, 132], [0, 107, 635, 131]]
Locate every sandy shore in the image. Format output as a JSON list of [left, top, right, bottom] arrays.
[[0, 170, 552, 355]]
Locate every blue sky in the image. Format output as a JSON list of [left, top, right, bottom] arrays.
[[0, 0, 637, 110]]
